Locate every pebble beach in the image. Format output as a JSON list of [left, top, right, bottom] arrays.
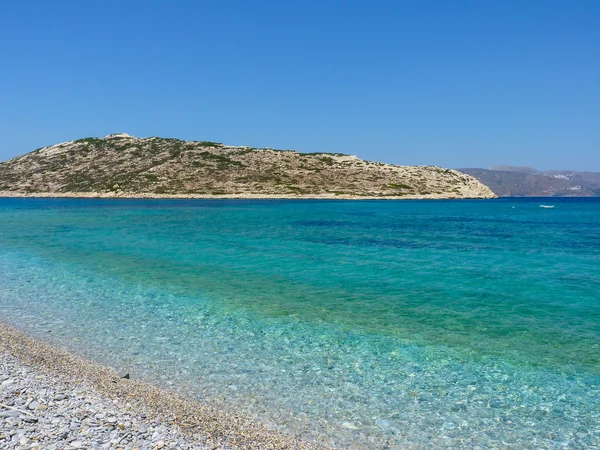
[[0, 323, 323, 450]]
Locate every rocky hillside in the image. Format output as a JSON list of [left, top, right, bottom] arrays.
[[460, 167, 600, 197], [0, 134, 495, 199]]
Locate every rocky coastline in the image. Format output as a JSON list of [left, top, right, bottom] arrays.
[[0, 191, 492, 200]]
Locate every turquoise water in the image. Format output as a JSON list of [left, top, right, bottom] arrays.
[[0, 198, 598, 448]]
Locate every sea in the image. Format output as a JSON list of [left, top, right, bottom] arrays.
[[0, 197, 598, 448]]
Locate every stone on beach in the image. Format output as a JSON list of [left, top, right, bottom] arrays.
[[27, 400, 40, 410]]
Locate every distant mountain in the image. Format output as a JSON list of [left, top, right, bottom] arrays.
[[459, 167, 600, 197], [488, 165, 539, 174], [0, 134, 496, 199]]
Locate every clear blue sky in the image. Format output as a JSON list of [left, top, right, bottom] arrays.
[[1, 1, 598, 171]]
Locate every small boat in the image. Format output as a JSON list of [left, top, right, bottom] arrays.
[[539, 205, 555, 209]]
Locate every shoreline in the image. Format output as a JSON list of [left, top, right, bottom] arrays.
[[0, 321, 324, 449], [0, 191, 496, 200]]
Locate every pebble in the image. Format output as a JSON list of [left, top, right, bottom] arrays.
[[0, 354, 211, 449], [27, 401, 40, 410]]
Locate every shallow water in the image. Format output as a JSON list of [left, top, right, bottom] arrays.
[[0, 198, 598, 448]]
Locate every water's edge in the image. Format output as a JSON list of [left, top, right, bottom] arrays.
[[0, 320, 325, 449]]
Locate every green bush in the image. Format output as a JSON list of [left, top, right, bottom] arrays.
[[387, 183, 413, 190]]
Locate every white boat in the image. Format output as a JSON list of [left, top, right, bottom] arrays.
[[539, 205, 555, 209]]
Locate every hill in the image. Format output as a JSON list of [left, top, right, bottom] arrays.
[[460, 167, 600, 197], [0, 134, 495, 199]]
